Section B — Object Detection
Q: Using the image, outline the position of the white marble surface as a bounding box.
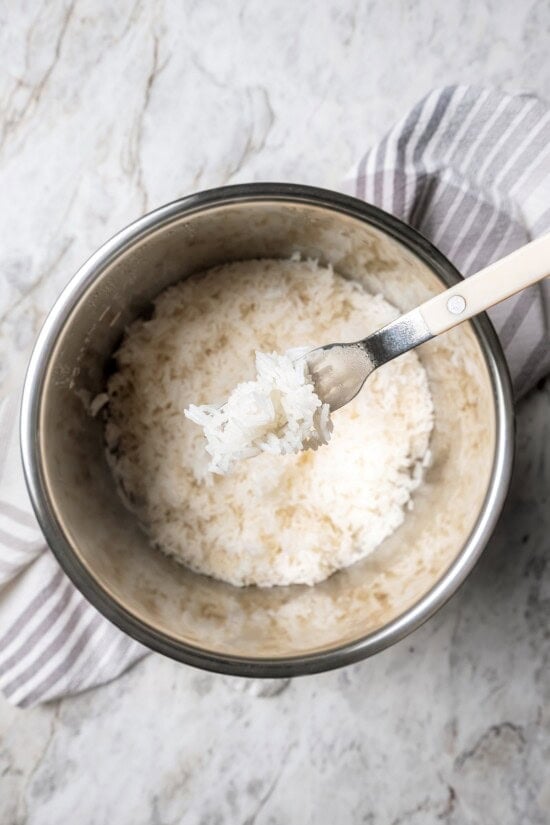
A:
[1,1,550,823]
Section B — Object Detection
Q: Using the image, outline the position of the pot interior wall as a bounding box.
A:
[39,200,496,658]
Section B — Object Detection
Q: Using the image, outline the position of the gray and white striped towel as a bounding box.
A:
[1,85,549,707]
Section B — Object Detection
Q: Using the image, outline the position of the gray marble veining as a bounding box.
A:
[1,0,550,823]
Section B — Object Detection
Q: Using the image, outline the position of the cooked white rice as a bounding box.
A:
[105,258,434,587]
[184,349,332,475]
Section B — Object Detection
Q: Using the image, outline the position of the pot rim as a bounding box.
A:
[20,182,515,677]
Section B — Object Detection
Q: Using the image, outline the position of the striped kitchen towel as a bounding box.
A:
[343,84,550,394]
[0,391,147,707]
[1,85,549,707]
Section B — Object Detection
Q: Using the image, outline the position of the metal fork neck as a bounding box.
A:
[359,308,433,369]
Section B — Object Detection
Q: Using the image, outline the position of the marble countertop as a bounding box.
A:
[1,1,550,823]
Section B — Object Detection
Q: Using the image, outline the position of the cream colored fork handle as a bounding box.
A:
[418,234,550,336]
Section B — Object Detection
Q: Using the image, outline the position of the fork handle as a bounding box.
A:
[418,233,550,336]
[362,234,550,370]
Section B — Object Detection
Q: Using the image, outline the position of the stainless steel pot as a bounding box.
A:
[20,183,514,676]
